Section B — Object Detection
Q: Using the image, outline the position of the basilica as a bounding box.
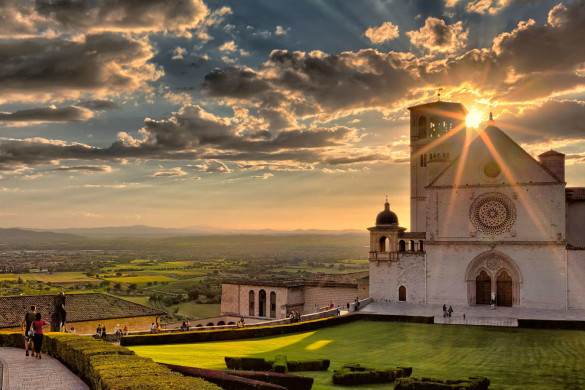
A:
[369,101,585,310]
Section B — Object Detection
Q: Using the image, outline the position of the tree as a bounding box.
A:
[128,283,138,291]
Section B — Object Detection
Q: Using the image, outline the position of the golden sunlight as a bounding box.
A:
[466,109,484,128]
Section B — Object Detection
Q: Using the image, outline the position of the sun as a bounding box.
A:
[466,109,484,128]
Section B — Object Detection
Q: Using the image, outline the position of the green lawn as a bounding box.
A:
[129,321,585,390]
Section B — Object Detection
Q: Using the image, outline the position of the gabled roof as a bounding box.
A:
[428,125,562,188]
[0,293,165,328]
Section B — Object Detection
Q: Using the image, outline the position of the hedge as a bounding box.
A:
[0,332,220,390]
[518,319,585,331]
[121,313,434,347]
[226,356,330,372]
[164,363,314,390]
[332,363,412,386]
[274,355,288,374]
[395,376,490,390]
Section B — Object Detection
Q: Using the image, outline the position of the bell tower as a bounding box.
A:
[407,101,468,232]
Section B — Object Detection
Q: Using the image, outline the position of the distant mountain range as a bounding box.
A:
[2,225,366,240]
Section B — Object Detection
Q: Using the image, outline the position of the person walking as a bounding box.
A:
[448,305,453,318]
[54,291,67,332]
[31,312,48,359]
[20,305,37,357]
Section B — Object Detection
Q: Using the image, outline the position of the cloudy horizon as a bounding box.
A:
[1,0,584,231]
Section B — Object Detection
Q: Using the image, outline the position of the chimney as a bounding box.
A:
[538,150,565,182]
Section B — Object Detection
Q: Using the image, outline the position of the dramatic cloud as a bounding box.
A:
[50,165,112,173]
[0,105,93,123]
[150,167,187,177]
[406,17,468,53]
[365,22,399,44]
[0,33,161,102]
[76,100,121,110]
[499,100,585,143]
[2,0,213,37]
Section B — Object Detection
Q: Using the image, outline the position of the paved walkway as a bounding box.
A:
[360,301,585,327]
[0,347,88,390]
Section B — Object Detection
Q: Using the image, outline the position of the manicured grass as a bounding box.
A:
[129,321,585,390]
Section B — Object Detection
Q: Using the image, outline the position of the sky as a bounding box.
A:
[1,0,585,231]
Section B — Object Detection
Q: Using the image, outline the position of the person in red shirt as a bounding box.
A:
[31,312,49,359]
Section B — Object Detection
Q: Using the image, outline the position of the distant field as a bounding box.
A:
[130,321,585,390]
[106,275,176,284]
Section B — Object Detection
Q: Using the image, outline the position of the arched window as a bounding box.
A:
[196,324,203,327]
[206,322,214,326]
[399,286,406,301]
[409,240,415,251]
[270,291,277,318]
[418,116,427,139]
[249,290,255,316]
[217,321,225,326]
[379,236,388,252]
[399,240,406,252]
[227,322,236,325]
[259,289,267,317]
[419,240,424,252]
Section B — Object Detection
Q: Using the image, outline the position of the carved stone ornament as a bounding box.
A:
[469,192,517,235]
[486,257,501,270]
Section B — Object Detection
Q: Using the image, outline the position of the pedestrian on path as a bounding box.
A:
[54,291,67,332]
[21,305,37,357]
[442,304,447,317]
[31,312,48,359]
[448,305,453,317]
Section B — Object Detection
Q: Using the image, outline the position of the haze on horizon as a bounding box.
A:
[1,0,585,231]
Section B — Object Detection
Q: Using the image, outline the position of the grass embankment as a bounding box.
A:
[129,321,585,390]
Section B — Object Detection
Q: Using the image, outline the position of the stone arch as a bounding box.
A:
[409,240,415,251]
[418,240,424,252]
[259,289,267,317]
[206,322,214,326]
[217,321,226,326]
[249,290,255,316]
[465,251,522,306]
[379,236,388,252]
[399,240,406,252]
[227,322,236,325]
[398,286,406,301]
[270,291,276,318]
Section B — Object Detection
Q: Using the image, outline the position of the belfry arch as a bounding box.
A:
[465,251,522,306]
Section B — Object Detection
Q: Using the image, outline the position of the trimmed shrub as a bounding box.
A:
[229,371,314,390]
[395,376,490,390]
[287,359,330,371]
[273,355,288,374]
[332,364,412,386]
[0,332,221,390]
[164,364,288,390]
[225,356,273,371]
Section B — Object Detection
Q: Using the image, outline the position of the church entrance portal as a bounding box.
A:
[475,271,491,305]
[497,271,513,307]
[466,251,522,306]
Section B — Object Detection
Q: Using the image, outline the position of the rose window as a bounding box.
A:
[470,193,516,235]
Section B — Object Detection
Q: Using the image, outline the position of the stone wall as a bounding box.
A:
[3,315,159,335]
[426,242,567,309]
[369,252,425,303]
[303,286,359,313]
[567,201,585,248]
[220,284,290,319]
[568,250,585,309]
[428,184,566,243]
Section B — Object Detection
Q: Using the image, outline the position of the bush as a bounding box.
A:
[394,376,490,390]
[164,364,289,390]
[332,364,412,386]
[229,371,314,390]
[287,359,330,372]
[225,356,273,371]
[273,355,288,374]
[0,332,221,390]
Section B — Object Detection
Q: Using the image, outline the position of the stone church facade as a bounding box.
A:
[369,101,585,310]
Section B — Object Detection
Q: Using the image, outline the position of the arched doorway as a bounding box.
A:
[475,271,491,305]
[398,286,406,302]
[379,236,387,252]
[399,240,406,252]
[466,251,522,306]
[497,271,513,307]
[249,290,255,316]
[270,291,276,318]
[258,289,267,317]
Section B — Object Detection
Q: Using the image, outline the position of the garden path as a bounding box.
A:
[0,347,88,390]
